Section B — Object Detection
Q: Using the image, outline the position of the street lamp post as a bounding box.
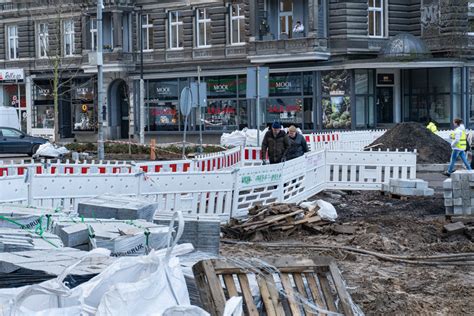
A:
[139,7,145,145]
[97,0,105,160]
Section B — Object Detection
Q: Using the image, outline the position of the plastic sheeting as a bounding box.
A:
[33,143,69,158]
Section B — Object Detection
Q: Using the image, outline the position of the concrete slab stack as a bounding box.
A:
[0,204,70,231]
[154,214,221,255]
[443,170,474,216]
[77,195,158,221]
[0,228,62,252]
[382,179,434,197]
[53,218,170,256]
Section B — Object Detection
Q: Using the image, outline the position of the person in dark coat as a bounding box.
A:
[261,121,289,164]
[286,125,309,160]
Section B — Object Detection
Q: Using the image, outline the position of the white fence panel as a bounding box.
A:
[326,150,417,190]
[0,176,29,204]
[139,172,235,221]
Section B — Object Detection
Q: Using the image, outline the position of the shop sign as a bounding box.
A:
[38,88,51,97]
[75,87,94,100]
[329,90,345,96]
[151,108,177,116]
[208,78,237,95]
[267,104,301,113]
[0,69,24,82]
[207,107,236,115]
[156,87,171,95]
[377,74,394,85]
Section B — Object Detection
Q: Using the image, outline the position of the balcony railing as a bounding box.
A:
[248,35,327,58]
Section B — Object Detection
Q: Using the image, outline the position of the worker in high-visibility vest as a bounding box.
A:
[426,121,438,133]
[445,118,472,175]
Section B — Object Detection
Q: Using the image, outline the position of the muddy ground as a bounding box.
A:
[220,191,474,315]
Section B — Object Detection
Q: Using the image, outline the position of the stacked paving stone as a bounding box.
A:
[382,179,434,196]
[78,194,158,221]
[154,214,221,255]
[0,228,63,252]
[443,170,474,215]
[53,218,170,256]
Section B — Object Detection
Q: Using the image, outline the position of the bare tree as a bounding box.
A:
[29,0,87,142]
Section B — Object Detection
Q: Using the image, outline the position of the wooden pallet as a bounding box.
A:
[192,256,355,316]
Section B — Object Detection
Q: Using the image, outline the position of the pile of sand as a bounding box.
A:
[368,122,452,164]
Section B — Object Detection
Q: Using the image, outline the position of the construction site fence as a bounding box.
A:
[0,148,417,222]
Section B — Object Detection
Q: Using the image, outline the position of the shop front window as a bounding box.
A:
[207,76,238,98]
[270,74,302,96]
[355,69,375,128]
[321,70,351,129]
[147,102,180,131]
[469,68,474,122]
[403,68,451,125]
[265,97,304,126]
[204,100,238,130]
[72,82,96,132]
[32,83,54,129]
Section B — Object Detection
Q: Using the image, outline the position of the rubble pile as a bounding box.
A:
[223,202,332,240]
[368,122,451,163]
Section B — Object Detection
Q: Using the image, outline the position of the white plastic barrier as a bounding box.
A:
[0,148,417,221]
[326,149,417,190]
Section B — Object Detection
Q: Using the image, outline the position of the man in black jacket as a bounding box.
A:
[286,125,309,160]
[261,121,289,164]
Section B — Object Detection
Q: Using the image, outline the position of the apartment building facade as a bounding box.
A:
[0,0,473,140]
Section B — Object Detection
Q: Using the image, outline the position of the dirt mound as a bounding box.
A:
[368,122,452,163]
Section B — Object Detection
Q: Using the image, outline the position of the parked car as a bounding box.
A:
[0,127,49,156]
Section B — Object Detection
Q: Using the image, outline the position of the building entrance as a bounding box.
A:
[376,87,393,124]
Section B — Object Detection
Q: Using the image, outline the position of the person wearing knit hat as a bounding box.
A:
[261,121,289,164]
[286,125,309,160]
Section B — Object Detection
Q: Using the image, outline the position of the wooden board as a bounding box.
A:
[192,256,356,316]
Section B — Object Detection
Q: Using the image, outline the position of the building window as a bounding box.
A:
[63,20,75,56]
[38,23,49,58]
[141,14,153,51]
[368,0,384,37]
[229,4,245,45]
[90,18,97,51]
[196,9,211,47]
[7,25,19,60]
[168,11,183,49]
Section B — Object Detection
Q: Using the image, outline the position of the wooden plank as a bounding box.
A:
[264,274,286,316]
[317,273,337,312]
[192,261,224,316]
[237,274,259,315]
[256,274,277,316]
[199,260,227,316]
[293,273,313,315]
[305,273,327,314]
[328,262,355,316]
[279,273,301,316]
[293,215,322,225]
[223,274,239,298]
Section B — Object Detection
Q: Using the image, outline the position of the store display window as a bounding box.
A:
[321,70,352,129]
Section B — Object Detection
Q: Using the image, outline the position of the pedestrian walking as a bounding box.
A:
[445,118,472,175]
[261,121,289,164]
[286,125,309,160]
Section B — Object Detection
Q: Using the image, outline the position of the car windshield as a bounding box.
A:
[1,128,23,137]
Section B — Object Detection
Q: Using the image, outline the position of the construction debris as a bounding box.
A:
[223,202,332,240]
[77,194,158,221]
[443,222,466,235]
[368,122,451,163]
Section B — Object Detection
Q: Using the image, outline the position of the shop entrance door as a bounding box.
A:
[376,87,393,124]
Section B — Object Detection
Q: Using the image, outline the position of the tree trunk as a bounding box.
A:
[53,58,60,143]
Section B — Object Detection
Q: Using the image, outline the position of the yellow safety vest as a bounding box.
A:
[426,122,438,133]
[451,130,467,150]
